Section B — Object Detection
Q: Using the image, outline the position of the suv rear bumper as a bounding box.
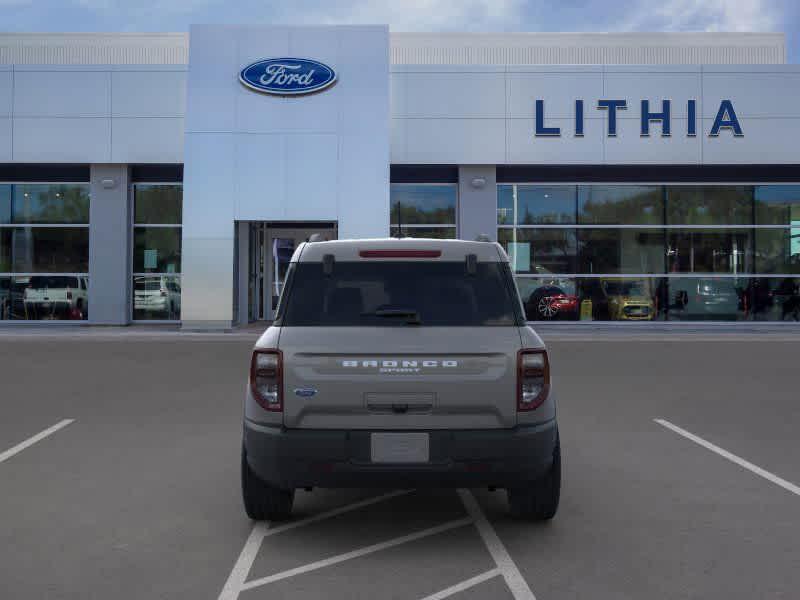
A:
[243,419,558,489]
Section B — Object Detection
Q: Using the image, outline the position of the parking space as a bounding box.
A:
[0,333,798,599]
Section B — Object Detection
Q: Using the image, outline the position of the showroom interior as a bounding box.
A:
[0,28,798,326]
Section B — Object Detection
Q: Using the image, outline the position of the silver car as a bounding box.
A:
[242,238,560,521]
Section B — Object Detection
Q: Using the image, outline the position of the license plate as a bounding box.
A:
[370,433,429,463]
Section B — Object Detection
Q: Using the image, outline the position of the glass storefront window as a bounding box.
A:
[390,226,456,239]
[0,182,90,321]
[1,228,89,273]
[746,277,800,321]
[133,275,181,320]
[133,185,182,225]
[666,186,753,225]
[390,184,456,225]
[390,183,457,239]
[0,186,10,223]
[517,276,668,321]
[754,185,800,225]
[498,185,575,225]
[133,228,181,273]
[513,275,774,322]
[578,229,665,274]
[666,277,747,321]
[755,228,800,274]
[578,277,666,321]
[496,183,800,322]
[498,228,577,274]
[516,277,579,321]
[666,229,753,274]
[0,275,89,321]
[578,185,663,225]
[1,184,90,225]
[132,184,183,320]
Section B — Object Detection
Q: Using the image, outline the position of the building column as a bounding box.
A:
[236,221,249,326]
[88,164,131,325]
[458,166,497,241]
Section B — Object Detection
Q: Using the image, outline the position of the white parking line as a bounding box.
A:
[418,569,501,600]
[217,489,413,600]
[457,489,537,600]
[0,419,74,464]
[240,517,472,592]
[655,418,800,497]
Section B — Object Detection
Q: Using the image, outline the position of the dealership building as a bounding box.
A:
[0,27,799,327]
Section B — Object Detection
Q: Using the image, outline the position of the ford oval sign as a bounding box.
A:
[239,58,337,96]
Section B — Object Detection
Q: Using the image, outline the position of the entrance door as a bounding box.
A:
[248,223,336,322]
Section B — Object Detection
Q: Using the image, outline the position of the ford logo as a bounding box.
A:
[294,387,318,398]
[239,58,337,96]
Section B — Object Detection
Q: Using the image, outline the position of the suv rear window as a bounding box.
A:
[278,261,522,326]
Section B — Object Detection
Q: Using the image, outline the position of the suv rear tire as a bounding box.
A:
[241,447,294,521]
[507,434,561,520]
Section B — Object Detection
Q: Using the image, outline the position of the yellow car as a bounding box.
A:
[600,279,655,321]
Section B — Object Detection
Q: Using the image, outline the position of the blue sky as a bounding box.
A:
[1,0,798,62]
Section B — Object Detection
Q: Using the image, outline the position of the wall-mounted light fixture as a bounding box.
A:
[101,178,116,189]
[470,177,487,189]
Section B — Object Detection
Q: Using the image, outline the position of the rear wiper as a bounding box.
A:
[361,308,422,325]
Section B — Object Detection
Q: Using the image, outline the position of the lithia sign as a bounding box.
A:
[535,99,743,138]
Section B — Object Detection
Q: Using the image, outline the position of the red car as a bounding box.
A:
[525,286,579,320]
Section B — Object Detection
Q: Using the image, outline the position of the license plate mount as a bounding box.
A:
[370,432,429,463]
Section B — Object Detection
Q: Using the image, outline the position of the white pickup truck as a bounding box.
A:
[23,275,88,320]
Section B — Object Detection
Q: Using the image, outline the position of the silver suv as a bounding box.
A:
[242,238,560,521]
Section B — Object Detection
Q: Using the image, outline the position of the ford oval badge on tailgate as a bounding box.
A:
[294,388,318,398]
[239,58,337,96]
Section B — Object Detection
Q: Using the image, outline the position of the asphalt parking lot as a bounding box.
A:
[1,330,799,599]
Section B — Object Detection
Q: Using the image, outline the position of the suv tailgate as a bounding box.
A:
[279,326,521,430]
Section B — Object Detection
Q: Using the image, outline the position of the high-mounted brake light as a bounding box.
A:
[517,349,550,411]
[359,250,441,258]
[250,349,283,412]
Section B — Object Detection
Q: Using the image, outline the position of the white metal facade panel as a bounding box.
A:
[507,117,605,164]
[0,32,785,66]
[0,33,189,65]
[391,64,800,165]
[181,24,389,325]
[111,117,184,163]
[506,70,603,119]
[0,118,10,160]
[235,134,286,221]
[182,132,235,238]
[402,71,505,118]
[13,117,111,162]
[404,117,505,164]
[285,134,339,221]
[0,69,11,117]
[390,32,785,66]
[607,118,702,164]
[14,70,110,117]
[702,118,799,164]
[0,64,187,162]
[701,70,800,118]
[603,69,702,119]
[111,70,186,116]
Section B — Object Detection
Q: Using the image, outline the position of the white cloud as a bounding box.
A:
[622,0,780,32]
[288,0,524,31]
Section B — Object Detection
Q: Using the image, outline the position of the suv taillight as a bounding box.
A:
[250,349,282,411]
[517,349,549,411]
